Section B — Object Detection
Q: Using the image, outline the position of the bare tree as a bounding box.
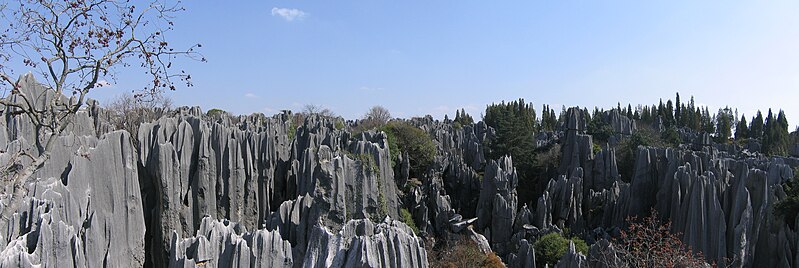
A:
[302,104,335,118]
[0,0,202,222]
[105,92,172,146]
[364,105,391,127]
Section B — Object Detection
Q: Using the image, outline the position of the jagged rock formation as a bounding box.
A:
[170,216,293,267]
[0,76,427,267]
[137,111,424,266]
[602,109,637,136]
[1,75,798,268]
[476,156,518,255]
[554,241,588,268]
[0,131,145,267]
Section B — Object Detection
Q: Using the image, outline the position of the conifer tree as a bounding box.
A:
[675,93,682,127]
[735,115,749,140]
[750,111,764,139]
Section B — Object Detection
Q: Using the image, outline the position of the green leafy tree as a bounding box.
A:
[617,125,666,182]
[588,110,613,143]
[534,232,588,268]
[381,121,436,179]
[775,167,799,229]
[454,108,475,126]
[484,99,539,202]
[715,107,733,143]
[763,110,790,156]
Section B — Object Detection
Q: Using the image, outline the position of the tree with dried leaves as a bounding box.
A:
[104,92,172,146]
[302,104,336,118]
[590,210,715,268]
[361,105,391,129]
[0,0,201,223]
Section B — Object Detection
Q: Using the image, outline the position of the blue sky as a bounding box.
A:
[72,1,799,128]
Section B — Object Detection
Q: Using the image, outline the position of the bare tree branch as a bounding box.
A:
[0,0,202,226]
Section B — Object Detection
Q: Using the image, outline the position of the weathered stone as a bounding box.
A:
[0,131,145,267]
[554,241,587,268]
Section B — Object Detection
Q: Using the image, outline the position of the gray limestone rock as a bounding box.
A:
[476,156,518,254]
[554,241,587,268]
[169,216,293,268]
[0,131,145,267]
[303,218,428,268]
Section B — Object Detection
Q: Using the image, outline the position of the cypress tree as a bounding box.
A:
[675,93,681,127]
[735,115,749,140]
[751,111,764,139]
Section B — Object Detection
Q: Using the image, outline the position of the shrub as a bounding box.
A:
[105,93,171,147]
[592,209,709,267]
[588,115,614,143]
[533,232,588,267]
[428,236,504,268]
[206,108,226,118]
[616,125,666,182]
[400,208,419,235]
[775,167,799,229]
[661,125,681,146]
[380,121,436,179]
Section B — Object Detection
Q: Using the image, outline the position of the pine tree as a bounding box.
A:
[627,104,633,118]
[715,107,733,142]
[701,107,714,133]
[675,93,682,127]
[735,115,749,140]
[665,100,675,128]
[750,111,764,139]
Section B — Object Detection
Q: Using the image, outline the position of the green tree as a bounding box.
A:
[534,232,588,268]
[454,108,475,126]
[675,93,682,127]
[750,111,764,139]
[763,110,790,156]
[664,100,675,128]
[735,115,749,140]
[588,110,613,143]
[701,107,715,134]
[484,99,540,203]
[775,167,799,229]
[381,121,436,179]
[715,107,733,143]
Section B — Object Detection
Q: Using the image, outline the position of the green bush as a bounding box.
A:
[206,108,226,118]
[775,167,799,229]
[661,126,681,146]
[592,143,602,156]
[400,208,419,235]
[533,232,588,267]
[616,125,666,182]
[588,115,614,143]
[380,121,436,179]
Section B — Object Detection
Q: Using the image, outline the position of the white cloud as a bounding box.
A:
[263,107,276,114]
[359,86,385,92]
[244,93,258,99]
[271,7,307,21]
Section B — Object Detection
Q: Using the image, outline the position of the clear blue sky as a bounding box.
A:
[90,1,799,128]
